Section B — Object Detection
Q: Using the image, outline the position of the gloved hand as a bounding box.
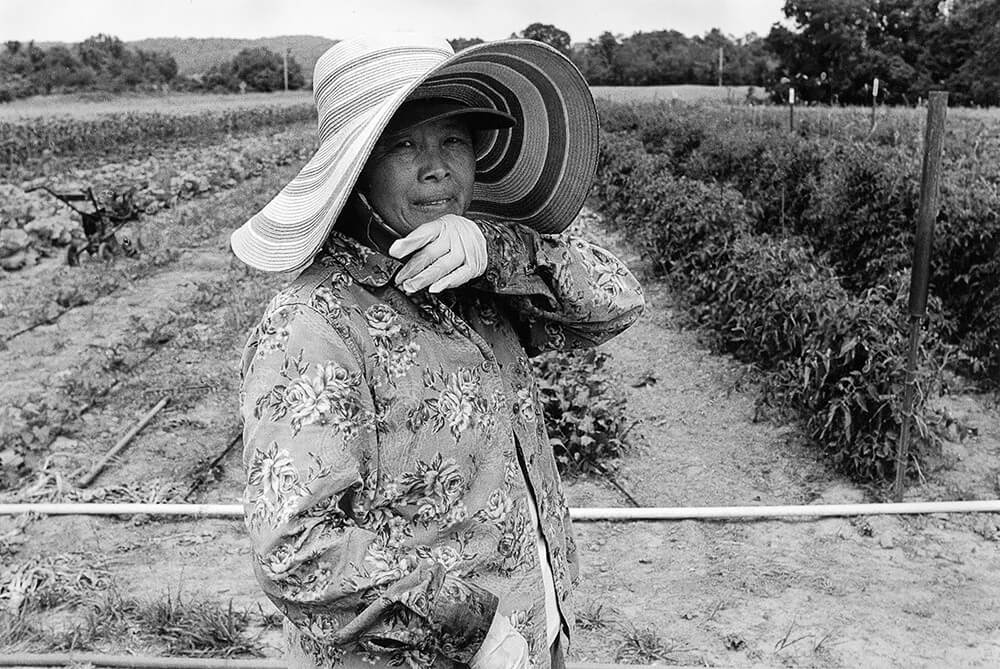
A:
[469,614,530,669]
[388,214,487,294]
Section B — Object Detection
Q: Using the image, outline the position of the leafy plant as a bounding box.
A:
[533,348,631,476]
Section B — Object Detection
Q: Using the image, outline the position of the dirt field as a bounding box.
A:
[2,157,1000,666]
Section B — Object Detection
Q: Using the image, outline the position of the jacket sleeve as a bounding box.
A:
[240,301,497,666]
[470,219,645,356]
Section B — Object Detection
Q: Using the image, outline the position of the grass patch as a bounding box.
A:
[576,600,619,631]
[0,576,273,657]
[615,623,693,664]
[136,588,263,657]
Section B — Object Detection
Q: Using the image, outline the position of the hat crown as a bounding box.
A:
[313,35,454,140]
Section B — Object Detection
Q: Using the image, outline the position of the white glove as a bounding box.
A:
[388,214,487,294]
[470,614,530,669]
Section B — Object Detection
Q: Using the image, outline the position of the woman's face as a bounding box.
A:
[359,116,476,237]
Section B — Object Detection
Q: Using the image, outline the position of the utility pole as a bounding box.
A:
[283,47,289,92]
[717,46,723,87]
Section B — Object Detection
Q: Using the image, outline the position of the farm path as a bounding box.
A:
[563,208,1000,668]
[2,168,999,666]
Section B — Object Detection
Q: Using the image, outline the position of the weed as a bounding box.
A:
[576,600,619,631]
[0,610,37,650]
[135,588,263,657]
[615,623,692,664]
[0,554,109,616]
[773,619,812,653]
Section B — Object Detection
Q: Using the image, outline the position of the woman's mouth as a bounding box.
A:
[414,197,451,206]
[412,197,454,210]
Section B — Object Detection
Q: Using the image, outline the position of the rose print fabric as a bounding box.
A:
[239,220,644,668]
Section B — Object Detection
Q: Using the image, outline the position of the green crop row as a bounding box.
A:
[0,104,316,178]
[598,100,1000,384]
[594,130,946,484]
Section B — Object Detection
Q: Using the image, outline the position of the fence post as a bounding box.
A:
[893,90,948,502]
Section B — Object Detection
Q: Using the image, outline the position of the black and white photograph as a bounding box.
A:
[1,1,999,667]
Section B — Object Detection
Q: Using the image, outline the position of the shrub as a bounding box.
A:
[705,236,945,480]
[594,129,945,482]
[800,143,919,291]
[683,127,827,236]
[932,171,1000,381]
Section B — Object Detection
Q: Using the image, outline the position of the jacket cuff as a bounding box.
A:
[472,219,559,308]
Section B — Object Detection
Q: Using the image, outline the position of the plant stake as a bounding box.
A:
[77,396,170,488]
[788,87,795,131]
[893,91,948,502]
[871,77,880,130]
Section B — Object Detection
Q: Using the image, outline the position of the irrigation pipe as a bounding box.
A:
[0,655,282,669]
[1,500,999,520]
[0,655,659,669]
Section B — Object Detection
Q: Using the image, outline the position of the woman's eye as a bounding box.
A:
[446,136,471,147]
[393,139,415,149]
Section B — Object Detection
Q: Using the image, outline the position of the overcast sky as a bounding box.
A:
[1,0,788,43]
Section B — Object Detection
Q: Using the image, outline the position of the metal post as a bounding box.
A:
[893,90,948,502]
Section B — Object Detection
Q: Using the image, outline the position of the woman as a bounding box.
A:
[231,35,644,669]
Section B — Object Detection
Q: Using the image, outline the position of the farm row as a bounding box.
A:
[0,122,320,272]
[593,100,1000,484]
[0,103,315,179]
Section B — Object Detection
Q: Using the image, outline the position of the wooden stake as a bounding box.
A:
[893,91,948,502]
[77,397,170,488]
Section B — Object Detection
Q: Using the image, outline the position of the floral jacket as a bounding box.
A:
[239,220,644,669]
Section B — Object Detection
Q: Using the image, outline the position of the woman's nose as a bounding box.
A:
[418,147,450,182]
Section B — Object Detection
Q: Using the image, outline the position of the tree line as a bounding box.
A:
[0,34,305,102]
[2,1,999,106]
[480,1,1000,107]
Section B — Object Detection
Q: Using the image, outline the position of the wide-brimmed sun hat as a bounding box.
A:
[230,33,599,273]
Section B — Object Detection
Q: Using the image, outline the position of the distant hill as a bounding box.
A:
[128,35,337,81]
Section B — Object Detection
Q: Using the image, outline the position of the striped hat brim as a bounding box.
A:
[231,37,598,273]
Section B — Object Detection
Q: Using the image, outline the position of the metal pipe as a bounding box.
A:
[0,655,281,669]
[0,654,653,669]
[3,500,1000,521]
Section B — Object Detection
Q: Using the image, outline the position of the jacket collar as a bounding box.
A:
[316,230,402,288]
